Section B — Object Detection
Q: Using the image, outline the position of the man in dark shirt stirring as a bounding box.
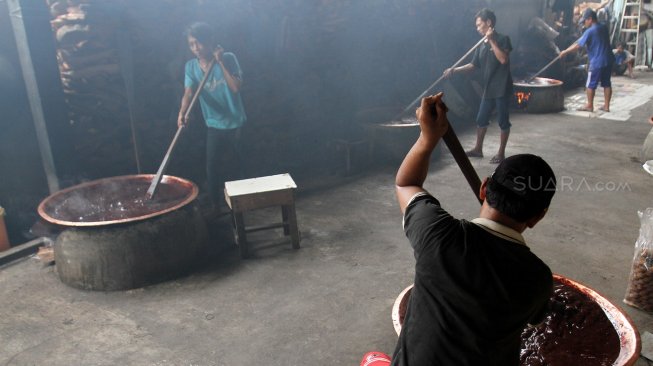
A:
[388,93,556,365]
[444,8,514,164]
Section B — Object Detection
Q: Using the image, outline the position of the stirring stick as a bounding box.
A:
[393,35,488,121]
[442,126,483,205]
[431,101,483,204]
[527,39,579,83]
[526,54,562,83]
[146,58,216,199]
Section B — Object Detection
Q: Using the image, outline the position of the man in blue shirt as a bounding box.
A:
[560,8,615,112]
[613,42,635,78]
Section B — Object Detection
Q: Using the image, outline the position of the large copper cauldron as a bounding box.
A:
[39,174,198,226]
[513,77,564,114]
[38,174,207,291]
[391,274,640,366]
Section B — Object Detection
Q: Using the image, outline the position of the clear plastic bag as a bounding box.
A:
[624,208,653,311]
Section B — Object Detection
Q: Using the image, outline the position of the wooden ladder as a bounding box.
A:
[613,0,642,65]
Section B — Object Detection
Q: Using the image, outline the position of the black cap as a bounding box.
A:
[581,8,596,22]
[491,154,556,207]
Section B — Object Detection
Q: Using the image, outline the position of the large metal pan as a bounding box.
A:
[392,274,641,366]
[37,174,205,291]
[38,174,198,226]
[513,77,564,114]
[370,107,482,204]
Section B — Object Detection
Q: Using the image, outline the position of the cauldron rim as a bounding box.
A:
[514,76,564,88]
[37,174,198,227]
[375,121,419,128]
[391,274,641,366]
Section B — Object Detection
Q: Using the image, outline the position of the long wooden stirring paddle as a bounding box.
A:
[442,126,483,205]
[432,102,483,205]
[146,59,216,199]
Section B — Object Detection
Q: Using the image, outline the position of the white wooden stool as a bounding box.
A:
[224,173,300,258]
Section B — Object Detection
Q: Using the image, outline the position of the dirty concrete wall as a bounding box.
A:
[487,0,545,47]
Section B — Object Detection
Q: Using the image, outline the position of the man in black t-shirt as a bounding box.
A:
[444,8,513,165]
[390,93,556,365]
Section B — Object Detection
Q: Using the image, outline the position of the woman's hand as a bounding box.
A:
[213,46,224,64]
[177,114,188,128]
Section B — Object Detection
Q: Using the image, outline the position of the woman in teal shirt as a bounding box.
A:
[177,22,246,211]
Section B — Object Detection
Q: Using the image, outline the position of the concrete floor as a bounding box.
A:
[3,70,653,366]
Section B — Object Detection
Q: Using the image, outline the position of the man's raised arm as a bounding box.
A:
[395,93,450,213]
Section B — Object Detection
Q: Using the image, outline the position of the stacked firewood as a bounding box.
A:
[47,0,136,179]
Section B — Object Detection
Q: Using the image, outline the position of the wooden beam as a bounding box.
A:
[0,237,50,267]
[7,0,59,194]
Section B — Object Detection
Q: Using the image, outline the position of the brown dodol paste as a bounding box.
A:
[520,282,620,366]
